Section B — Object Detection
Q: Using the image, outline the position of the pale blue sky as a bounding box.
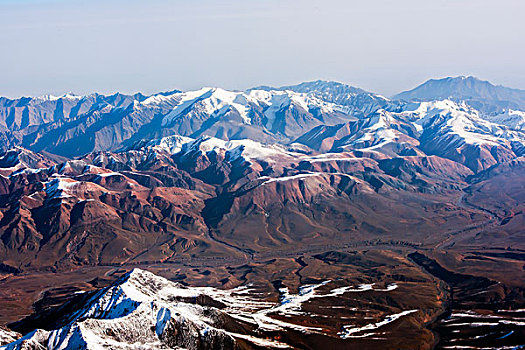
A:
[1,0,524,97]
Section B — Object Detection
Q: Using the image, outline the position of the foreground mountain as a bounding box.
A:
[0,268,437,349]
[2,268,291,349]
[3,262,524,350]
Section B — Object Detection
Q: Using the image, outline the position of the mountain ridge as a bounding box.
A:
[0,77,523,160]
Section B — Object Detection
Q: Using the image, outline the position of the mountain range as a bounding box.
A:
[0,77,523,167]
[0,76,524,350]
[0,75,523,269]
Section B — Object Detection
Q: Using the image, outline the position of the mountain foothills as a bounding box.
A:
[0,76,524,349]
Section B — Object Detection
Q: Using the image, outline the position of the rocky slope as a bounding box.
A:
[0,133,501,272]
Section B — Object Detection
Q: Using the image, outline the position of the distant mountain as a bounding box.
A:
[0,83,385,157]
[0,78,523,169]
[296,99,525,172]
[0,92,147,155]
[393,76,525,113]
[253,80,390,115]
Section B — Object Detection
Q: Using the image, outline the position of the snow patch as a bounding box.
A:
[339,309,418,339]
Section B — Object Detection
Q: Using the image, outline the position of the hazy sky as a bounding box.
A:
[1,0,524,98]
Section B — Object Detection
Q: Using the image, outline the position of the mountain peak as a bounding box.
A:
[394,76,525,112]
[279,80,367,94]
[435,75,491,85]
[248,80,366,94]
[445,75,479,80]
[123,267,151,280]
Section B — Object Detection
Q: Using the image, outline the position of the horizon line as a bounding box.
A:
[1,75,523,100]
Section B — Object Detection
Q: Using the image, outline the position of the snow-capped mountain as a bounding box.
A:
[1,77,523,166]
[394,76,525,113]
[296,110,420,155]
[157,86,354,140]
[254,80,390,116]
[1,268,416,349]
[0,82,380,157]
[397,100,524,171]
[295,98,525,171]
[135,135,301,164]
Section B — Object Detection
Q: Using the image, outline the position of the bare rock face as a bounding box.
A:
[161,316,236,350]
[0,328,20,347]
